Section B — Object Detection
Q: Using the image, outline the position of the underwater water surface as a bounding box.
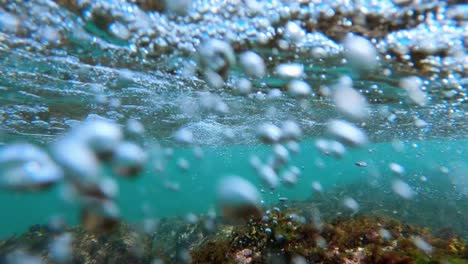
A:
[0,0,467,263]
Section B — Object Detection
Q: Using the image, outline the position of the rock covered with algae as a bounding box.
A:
[191,209,468,264]
[0,222,153,264]
[0,204,466,264]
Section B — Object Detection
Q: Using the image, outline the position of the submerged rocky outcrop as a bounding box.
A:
[1,201,466,264]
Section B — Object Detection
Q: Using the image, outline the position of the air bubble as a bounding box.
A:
[0,11,19,33]
[287,80,311,98]
[280,120,302,141]
[389,162,405,175]
[332,78,369,120]
[112,142,147,177]
[327,119,368,147]
[312,181,323,193]
[74,119,123,160]
[400,76,429,106]
[392,179,415,199]
[239,51,266,78]
[284,21,305,43]
[343,33,378,71]
[235,78,252,95]
[49,233,73,263]
[217,176,262,221]
[257,164,279,190]
[412,236,433,254]
[343,197,359,212]
[174,127,194,145]
[257,123,282,144]
[275,63,304,79]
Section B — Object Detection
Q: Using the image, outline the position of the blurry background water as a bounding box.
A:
[0,0,467,247]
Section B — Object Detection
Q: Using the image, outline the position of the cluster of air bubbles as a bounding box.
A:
[384,15,466,73]
[195,38,269,99]
[0,143,63,191]
[314,74,370,160]
[197,39,235,89]
[3,0,464,85]
[253,120,303,191]
[283,21,306,43]
[0,116,151,232]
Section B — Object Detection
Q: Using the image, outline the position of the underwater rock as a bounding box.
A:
[191,208,468,264]
[0,222,153,264]
[0,198,467,263]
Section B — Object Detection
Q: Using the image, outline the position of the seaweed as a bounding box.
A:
[190,207,468,264]
[0,204,466,264]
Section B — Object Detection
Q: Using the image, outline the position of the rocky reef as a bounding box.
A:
[191,210,467,264]
[1,202,466,264]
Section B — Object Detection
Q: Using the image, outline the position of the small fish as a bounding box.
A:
[355,161,368,167]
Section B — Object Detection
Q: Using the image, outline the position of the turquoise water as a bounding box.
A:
[0,138,466,239]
